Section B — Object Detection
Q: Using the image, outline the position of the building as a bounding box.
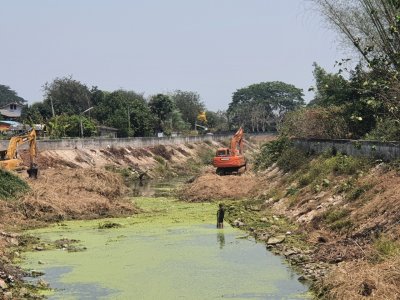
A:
[97,125,118,138]
[0,102,23,120]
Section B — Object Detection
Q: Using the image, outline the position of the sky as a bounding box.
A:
[0,0,343,111]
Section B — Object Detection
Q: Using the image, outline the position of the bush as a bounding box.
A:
[276,147,308,172]
[281,106,349,139]
[366,118,400,141]
[254,136,292,170]
[0,169,29,200]
[197,148,214,165]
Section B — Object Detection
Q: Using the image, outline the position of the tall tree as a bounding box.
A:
[228,81,305,132]
[170,90,205,129]
[43,76,92,116]
[148,94,175,132]
[0,85,26,106]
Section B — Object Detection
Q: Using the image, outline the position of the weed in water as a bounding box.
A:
[98,221,122,229]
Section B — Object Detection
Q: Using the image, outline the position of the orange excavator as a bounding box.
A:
[213,127,247,175]
[0,129,38,178]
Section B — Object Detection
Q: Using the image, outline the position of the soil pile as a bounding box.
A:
[178,167,261,202]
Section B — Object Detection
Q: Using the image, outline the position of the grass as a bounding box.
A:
[0,169,29,200]
[320,208,353,233]
[373,236,400,258]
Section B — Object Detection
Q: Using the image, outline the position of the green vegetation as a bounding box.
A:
[321,208,353,233]
[373,236,400,259]
[0,169,29,200]
[254,136,294,171]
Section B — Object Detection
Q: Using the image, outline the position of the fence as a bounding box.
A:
[0,134,263,151]
[293,138,400,161]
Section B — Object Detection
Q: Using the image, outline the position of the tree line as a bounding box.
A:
[1,76,306,138]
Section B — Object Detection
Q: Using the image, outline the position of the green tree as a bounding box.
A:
[94,90,154,137]
[309,63,381,138]
[170,90,205,129]
[149,94,175,132]
[21,103,46,124]
[205,110,229,132]
[228,81,305,132]
[43,76,92,116]
[0,85,26,106]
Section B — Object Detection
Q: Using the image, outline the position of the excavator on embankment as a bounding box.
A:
[0,129,38,178]
[212,127,247,175]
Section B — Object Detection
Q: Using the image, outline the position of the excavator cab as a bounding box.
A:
[212,128,246,175]
[216,148,230,157]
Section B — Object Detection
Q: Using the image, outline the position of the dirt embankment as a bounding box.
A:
[180,160,400,299]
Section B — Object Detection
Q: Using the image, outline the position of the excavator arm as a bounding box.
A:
[1,129,38,176]
[230,127,244,156]
[6,129,37,165]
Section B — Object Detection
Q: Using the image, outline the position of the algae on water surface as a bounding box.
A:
[21,196,310,299]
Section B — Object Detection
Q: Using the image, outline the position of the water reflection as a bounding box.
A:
[217,231,225,249]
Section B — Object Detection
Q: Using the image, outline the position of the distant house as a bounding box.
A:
[0,120,22,132]
[0,102,23,120]
[97,125,118,138]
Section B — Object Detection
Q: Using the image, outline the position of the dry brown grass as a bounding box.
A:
[178,167,261,202]
[3,168,138,224]
[22,168,136,221]
[319,257,400,299]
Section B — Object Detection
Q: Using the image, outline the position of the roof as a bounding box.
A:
[97,125,119,131]
[0,120,21,126]
[0,110,22,118]
[0,102,24,109]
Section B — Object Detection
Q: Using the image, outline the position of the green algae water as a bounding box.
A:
[20,193,310,299]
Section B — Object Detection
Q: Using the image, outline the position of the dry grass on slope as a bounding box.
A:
[318,257,400,300]
[18,168,137,222]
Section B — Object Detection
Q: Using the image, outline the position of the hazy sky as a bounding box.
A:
[1,0,342,111]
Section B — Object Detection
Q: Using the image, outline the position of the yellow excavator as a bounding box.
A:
[0,129,38,178]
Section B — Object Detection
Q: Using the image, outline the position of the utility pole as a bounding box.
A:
[127,106,130,135]
[80,107,94,138]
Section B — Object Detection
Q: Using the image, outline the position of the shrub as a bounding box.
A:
[276,147,308,172]
[366,118,400,141]
[0,169,29,200]
[254,136,292,170]
[197,148,214,165]
[281,106,349,139]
